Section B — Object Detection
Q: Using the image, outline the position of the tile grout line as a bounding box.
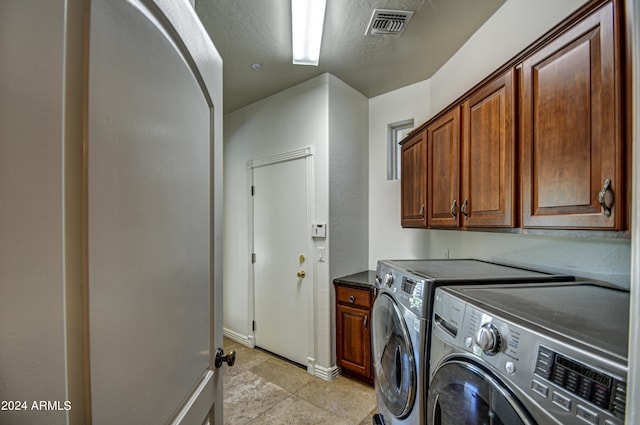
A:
[223,337,376,425]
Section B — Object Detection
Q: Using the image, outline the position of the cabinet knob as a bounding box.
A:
[349,295,355,303]
[598,178,614,217]
[419,203,425,220]
[297,270,306,278]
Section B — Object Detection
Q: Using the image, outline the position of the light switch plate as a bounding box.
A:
[317,247,326,262]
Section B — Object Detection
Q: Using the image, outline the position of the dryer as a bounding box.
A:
[371,259,573,425]
[428,282,629,425]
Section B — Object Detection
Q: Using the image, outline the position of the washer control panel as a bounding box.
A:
[431,287,627,425]
[376,262,428,318]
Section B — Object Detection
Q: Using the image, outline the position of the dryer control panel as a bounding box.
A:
[431,286,628,425]
[533,346,627,421]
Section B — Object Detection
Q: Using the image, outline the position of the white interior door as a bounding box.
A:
[87,1,223,424]
[253,156,310,366]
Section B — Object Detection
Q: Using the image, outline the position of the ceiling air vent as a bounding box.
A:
[365,9,414,37]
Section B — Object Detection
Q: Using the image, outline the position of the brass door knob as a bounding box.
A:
[297,270,306,278]
[214,348,236,369]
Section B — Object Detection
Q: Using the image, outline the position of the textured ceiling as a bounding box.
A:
[195,0,505,114]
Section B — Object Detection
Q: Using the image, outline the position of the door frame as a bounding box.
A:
[247,146,317,373]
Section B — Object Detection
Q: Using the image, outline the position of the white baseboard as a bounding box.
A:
[223,328,336,381]
[314,363,340,382]
[223,328,253,347]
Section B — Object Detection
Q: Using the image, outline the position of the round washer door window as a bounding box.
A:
[427,360,535,425]
[371,293,416,418]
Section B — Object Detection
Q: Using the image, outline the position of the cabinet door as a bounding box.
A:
[461,69,516,227]
[427,108,460,228]
[336,303,371,380]
[521,2,622,229]
[401,130,428,228]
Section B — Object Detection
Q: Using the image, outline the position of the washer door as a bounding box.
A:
[427,359,535,425]
[372,293,416,418]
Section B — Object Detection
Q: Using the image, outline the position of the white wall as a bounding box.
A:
[223,73,368,372]
[223,74,329,340]
[327,75,369,363]
[430,0,592,115]
[369,79,432,265]
[368,0,632,288]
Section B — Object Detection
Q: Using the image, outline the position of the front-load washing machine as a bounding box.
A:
[371,259,574,425]
[428,282,629,424]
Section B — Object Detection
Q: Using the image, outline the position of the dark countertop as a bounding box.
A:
[333,271,377,290]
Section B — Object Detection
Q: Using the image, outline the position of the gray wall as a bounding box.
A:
[0,1,78,423]
[328,76,369,280]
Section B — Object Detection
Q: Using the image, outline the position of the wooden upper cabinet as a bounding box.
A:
[427,107,460,228]
[401,130,428,228]
[462,69,516,227]
[520,2,623,229]
[427,70,515,230]
[399,0,626,232]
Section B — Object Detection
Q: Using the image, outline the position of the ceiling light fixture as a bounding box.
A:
[291,0,327,66]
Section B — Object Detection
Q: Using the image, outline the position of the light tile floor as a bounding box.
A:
[222,337,377,425]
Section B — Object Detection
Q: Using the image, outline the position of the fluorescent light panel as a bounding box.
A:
[291,0,327,66]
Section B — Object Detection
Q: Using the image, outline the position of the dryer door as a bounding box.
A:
[427,359,535,425]
[372,293,416,418]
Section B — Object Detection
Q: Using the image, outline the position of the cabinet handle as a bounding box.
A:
[349,295,355,303]
[450,199,458,220]
[461,198,469,218]
[598,178,614,217]
[419,203,425,220]
[364,315,368,329]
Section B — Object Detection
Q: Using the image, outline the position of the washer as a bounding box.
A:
[371,259,573,425]
[428,282,629,425]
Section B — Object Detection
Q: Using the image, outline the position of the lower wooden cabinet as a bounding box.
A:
[335,283,375,384]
